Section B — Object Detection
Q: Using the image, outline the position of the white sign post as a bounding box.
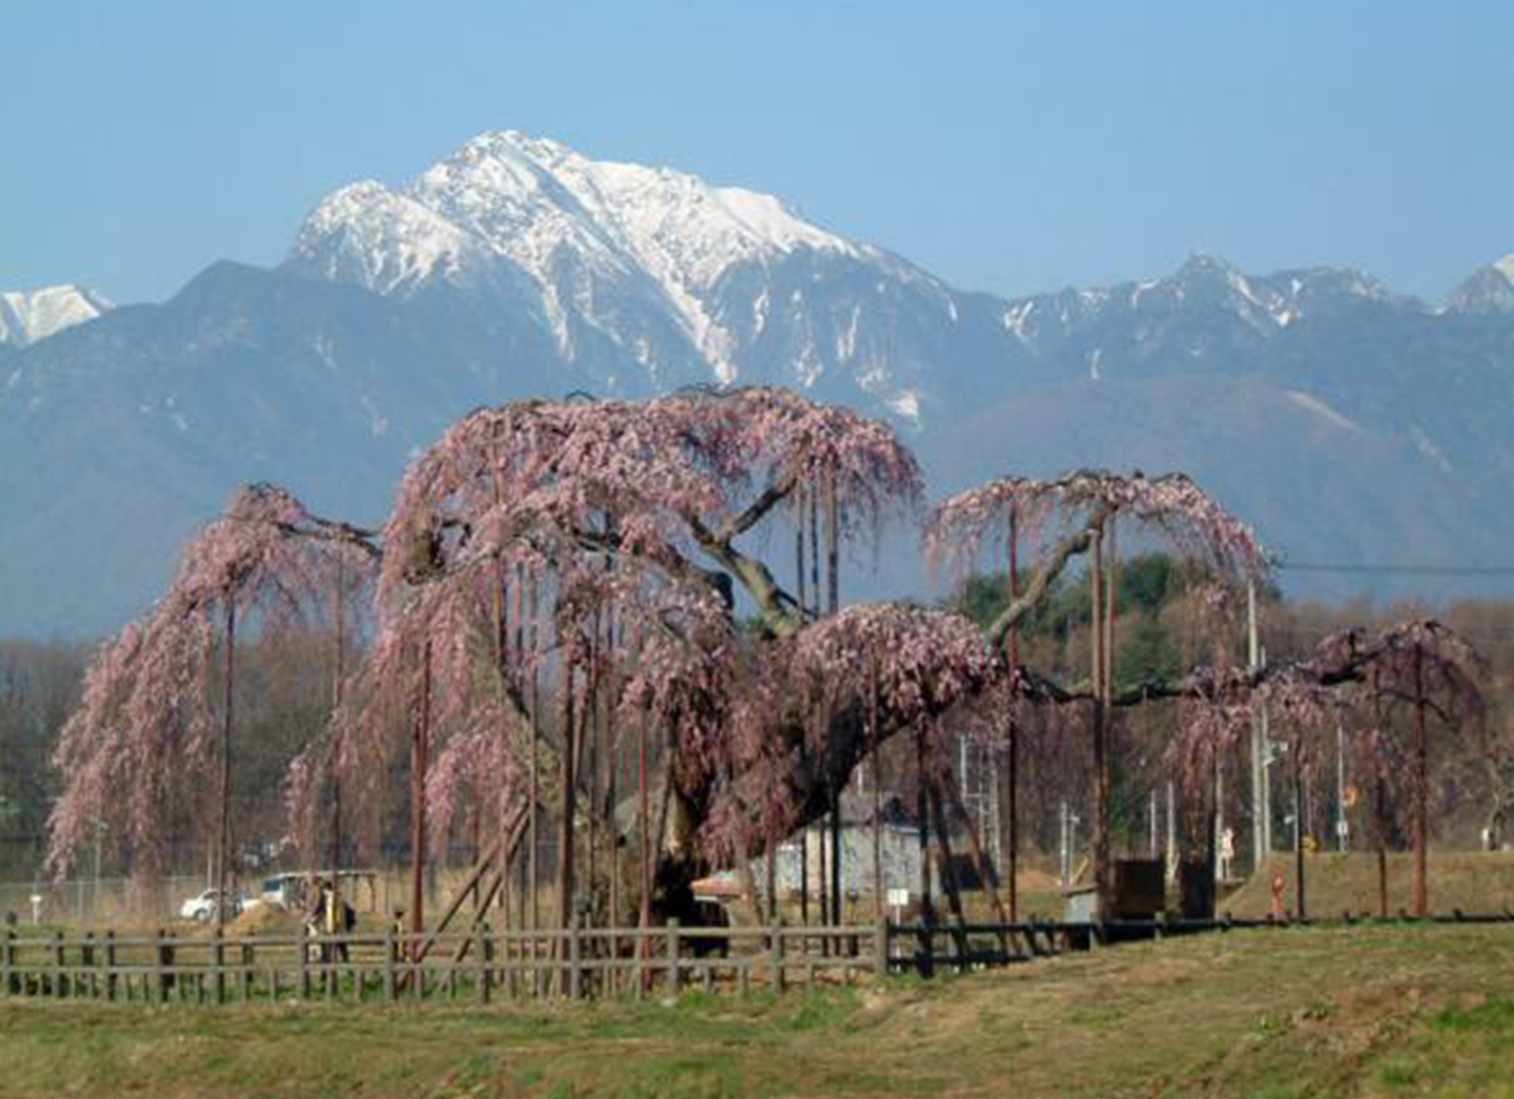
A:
[885,888,910,963]
[29,894,43,926]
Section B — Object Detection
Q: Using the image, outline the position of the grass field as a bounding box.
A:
[4,921,1513,1098]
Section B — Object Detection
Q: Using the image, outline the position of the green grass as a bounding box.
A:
[3,923,1514,1097]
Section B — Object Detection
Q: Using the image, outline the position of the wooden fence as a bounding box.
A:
[4,911,1511,1007]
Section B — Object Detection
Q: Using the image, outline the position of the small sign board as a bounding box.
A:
[886,888,910,908]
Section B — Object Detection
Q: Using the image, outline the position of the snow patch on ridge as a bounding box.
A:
[1409,424,1453,474]
[1285,389,1365,435]
[887,389,921,423]
[0,285,114,347]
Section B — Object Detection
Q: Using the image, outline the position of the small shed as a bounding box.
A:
[747,793,938,903]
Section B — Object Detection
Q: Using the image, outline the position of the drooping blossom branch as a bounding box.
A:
[48,485,374,877]
[699,604,1016,865]
[927,470,1268,652]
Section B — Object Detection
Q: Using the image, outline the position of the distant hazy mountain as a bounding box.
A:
[0,285,113,348]
[2,132,1512,636]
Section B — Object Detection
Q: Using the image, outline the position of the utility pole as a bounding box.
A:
[1059,801,1070,885]
[1165,780,1177,886]
[1214,765,1225,884]
[1248,580,1269,873]
[217,599,235,934]
[1336,720,1349,853]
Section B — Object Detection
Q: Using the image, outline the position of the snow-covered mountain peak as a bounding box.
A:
[287,131,886,387]
[410,130,864,289]
[293,131,867,297]
[1494,255,1514,285]
[0,284,113,348]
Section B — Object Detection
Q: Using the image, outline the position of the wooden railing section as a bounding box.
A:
[4,912,1510,1006]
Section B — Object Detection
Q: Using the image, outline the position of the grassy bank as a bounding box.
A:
[4,922,1513,1098]
[1224,852,1514,919]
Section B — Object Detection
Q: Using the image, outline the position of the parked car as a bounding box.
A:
[179,888,248,922]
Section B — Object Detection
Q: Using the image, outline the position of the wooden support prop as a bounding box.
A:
[411,639,433,944]
[414,801,527,966]
[926,784,971,970]
[941,778,1010,951]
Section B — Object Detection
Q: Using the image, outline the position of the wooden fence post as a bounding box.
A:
[213,928,226,1005]
[874,917,889,979]
[665,918,680,998]
[568,916,582,1001]
[52,930,64,998]
[383,925,397,1003]
[240,942,253,1003]
[298,924,311,1000]
[82,932,97,999]
[105,931,117,1002]
[475,923,490,1005]
[770,917,785,994]
[2,929,14,997]
[155,929,170,1005]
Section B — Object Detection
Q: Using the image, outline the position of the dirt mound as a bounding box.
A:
[1015,867,1062,893]
[229,900,303,937]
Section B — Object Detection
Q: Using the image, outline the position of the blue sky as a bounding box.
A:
[4,1,1511,305]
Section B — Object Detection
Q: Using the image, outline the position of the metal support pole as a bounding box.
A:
[1165,780,1177,886]
[217,600,235,934]
[1336,721,1349,853]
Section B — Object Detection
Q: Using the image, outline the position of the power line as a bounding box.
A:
[1278,562,1514,577]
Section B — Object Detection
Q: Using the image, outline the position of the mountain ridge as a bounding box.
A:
[4,132,1513,635]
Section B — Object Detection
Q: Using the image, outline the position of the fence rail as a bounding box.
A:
[4,911,1511,1007]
